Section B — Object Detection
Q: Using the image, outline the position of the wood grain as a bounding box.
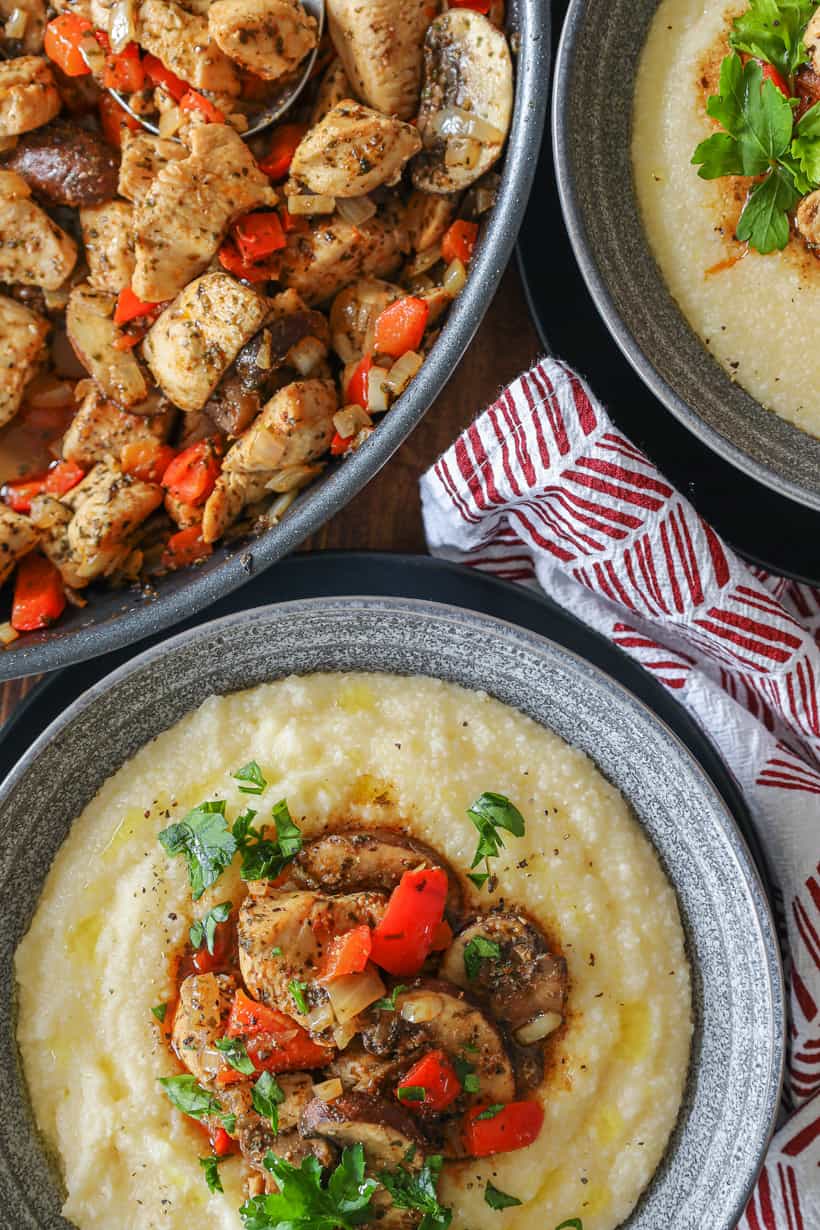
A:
[0,266,541,726]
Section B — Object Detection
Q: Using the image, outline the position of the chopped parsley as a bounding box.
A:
[554,1221,583,1230]
[151,1002,168,1023]
[374,984,408,1011]
[466,792,525,890]
[289,978,309,1014]
[463,935,502,980]
[199,1154,226,1194]
[476,1103,504,1121]
[233,760,268,795]
[379,1155,453,1230]
[190,901,232,954]
[252,1071,286,1134]
[239,1144,378,1230]
[484,1181,522,1210]
[157,1075,235,1132]
[215,1036,255,1076]
[159,801,237,900]
[237,799,303,883]
[270,946,283,957]
[453,1056,479,1094]
[396,1085,426,1103]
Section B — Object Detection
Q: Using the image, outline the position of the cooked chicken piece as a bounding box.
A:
[312,58,353,125]
[80,202,136,295]
[164,490,204,529]
[117,130,188,205]
[301,1093,424,1169]
[237,888,387,1040]
[280,210,408,304]
[413,11,512,194]
[66,283,151,409]
[0,56,60,137]
[142,272,270,411]
[797,189,820,245]
[201,469,273,542]
[137,0,240,96]
[132,124,276,301]
[0,169,77,290]
[172,972,238,1085]
[61,385,172,468]
[329,278,402,362]
[405,190,458,252]
[209,0,318,82]
[805,8,820,75]
[289,101,421,198]
[327,1042,400,1094]
[0,504,39,585]
[326,0,435,121]
[221,378,336,474]
[0,0,47,55]
[0,294,49,426]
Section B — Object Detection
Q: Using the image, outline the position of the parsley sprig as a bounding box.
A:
[215,1036,255,1076]
[252,1071,286,1134]
[200,1154,226,1194]
[484,1181,522,1210]
[158,1074,236,1133]
[463,935,501,980]
[190,901,232,953]
[240,1144,378,1230]
[466,792,525,889]
[378,1155,453,1230]
[729,0,816,79]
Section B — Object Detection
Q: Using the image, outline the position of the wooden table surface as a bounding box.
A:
[0,265,541,726]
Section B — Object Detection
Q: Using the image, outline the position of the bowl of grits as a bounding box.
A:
[0,598,783,1230]
[553,0,820,510]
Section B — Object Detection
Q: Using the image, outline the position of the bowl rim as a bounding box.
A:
[0,594,785,1230]
[551,0,820,514]
[0,0,551,683]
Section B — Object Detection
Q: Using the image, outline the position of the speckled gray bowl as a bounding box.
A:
[553,0,820,511]
[0,598,783,1228]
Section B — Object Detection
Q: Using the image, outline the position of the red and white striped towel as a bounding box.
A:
[420,358,820,1230]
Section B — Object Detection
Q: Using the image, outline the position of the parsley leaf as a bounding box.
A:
[453,1056,479,1094]
[484,1181,522,1210]
[190,901,232,954]
[199,1154,226,1194]
[239,1144,378,1230]
[466,792,525,889]
[238,799,303,883]
[234,760,268,795]
[252,1071,285,1134]
[159,1075,227,1123]
[375,984,408,1011]
[554,1221,584,1230]
[159,801,237,901]
[379,1155,452,1230]
[289,978,309,1014]
[737,163,801,250]
[476,1103,504,1120]
[215,1036,255,1076]
[463,935,502,981]
[397,1085,425,1102]
[791,100,820,181]
[729,0,816,79]
[151,1003,168,1023]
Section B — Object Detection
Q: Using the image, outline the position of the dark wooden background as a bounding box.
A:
[0,267,541,724]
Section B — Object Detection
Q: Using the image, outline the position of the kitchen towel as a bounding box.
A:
[420,357,820,1230]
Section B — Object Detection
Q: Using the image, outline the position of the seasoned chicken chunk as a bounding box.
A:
[66,283,151,409]
[222,378,337,474]
[209,0,318,82]
[405,189,458,252]
[117,130,188,205]
[290,101,421,198]
[0,56,60,138]
[142,272,270,411]
[80,202,136,295]
[137,0,240,96]
[132,124,277,301]
[0,504,39,585]
[280,211,408,304]
[0,294,49,426]
[172,972,238,1085]
[806,9,820,75]
[797,189,820,246]
[201,469,273,542]
[0,169,77,290]
[326,0,435,120]
[61,385,172,468]
[311,58,352,125]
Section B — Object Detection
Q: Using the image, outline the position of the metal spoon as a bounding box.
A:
[108,0,325,140]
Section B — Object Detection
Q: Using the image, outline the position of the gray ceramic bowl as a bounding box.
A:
[553,0,820,511]
[0,0,550,684]
[0,598,783,1228]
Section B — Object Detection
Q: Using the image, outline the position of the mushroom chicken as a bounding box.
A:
[0,1,513,638]
[159,817,567,1217]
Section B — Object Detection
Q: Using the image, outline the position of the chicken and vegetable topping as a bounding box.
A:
[0,0,513,639]
[154,769,567,1226]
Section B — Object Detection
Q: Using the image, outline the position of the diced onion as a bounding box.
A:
[288,334,326,376]
[332,330,357,364]
[26,376,75,409]
[400,993,442,1025]
[472,185,497,216]
[80,31,106,75]
[287,194,336,216]
[265,462,322,494]
[325,967,385,1024]
[443,257,467,297]
[265,489,298,524]
[64,585,88,608]
[332,1020,359,1050]
[255,332,272,370]
[428,106,505,146]
[333,404,371,439]
[4,8,28,39]
[366,366,390,414]
[306,1001,335,1034]
[385,350,423,397]
[335,195,377,226]
[242,427,286,470]
[404,244,442,278]
[108,0,136,54]
[313,1078,343,1103]
[0,622,19,647]
[514,1011,563,1045]
[158,106,182,139]
[445,137,482,171]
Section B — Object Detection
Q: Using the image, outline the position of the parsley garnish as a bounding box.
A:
[215,1036,255,1076]
[555,1221,583,1230]
[252,1071,285,1134]
[238,799,303,882]
[729,0,816,79]
[233,760,268,795]
[463,935,502,980]
[466,792,525,890]
[374,984,408,1011]
[200,1154,226,1194]
[397,1085,425,1102]
[159,801,237,901]
[379,1155,453,1230]
[151,1002,168,1023]
[476,1103,504,1120]
[453,1056,479,1094]
[289,978,309,1014]
[239,1144,378,1229]
[190,901,232,954]
[158,1075,235,1131]
[270,946,283,957]
[484,1181,522,1210]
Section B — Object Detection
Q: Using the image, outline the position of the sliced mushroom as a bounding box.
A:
[5,119,120,206]
[326,0,437,121]
[413,10,512,195]
[172,972,238,1085]
[300,1092,424,1169]
[65,283,150,409]
[327,1042,401,1095]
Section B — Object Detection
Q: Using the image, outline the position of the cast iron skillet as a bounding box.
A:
[0,0,550,681]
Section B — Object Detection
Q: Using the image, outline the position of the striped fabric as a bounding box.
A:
[420,357,820,1229]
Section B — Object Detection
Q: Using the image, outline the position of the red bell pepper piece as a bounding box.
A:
[44,14,94,77]
[98,92,141,148]
[397,1049,461,1113]
[279,207,308,234]
[346,354,373,409]
[318,925,373,983]
[11,554,66,632]
[120,440,176,484]
[441,219,479,266]
[374,296,429,358]
[234,212,287,263]
[369,867,448,976]
[180,89,225,124]
[143,53,188,101]
[220,988,328,1084]
[212,1126,235,1157]
[430,919,453,952]
[448,0,492,10]
[160,525,212,571]
[104,42,144,93]
[161,439,220,506]
[258,123,308,180]
[3,475,46,513]
[114,286,161,326]
[330,430,353,456]
[218,238,282,283]
[758,61,791,99]
[44,460,85,497]
[462,1101,544,1157]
